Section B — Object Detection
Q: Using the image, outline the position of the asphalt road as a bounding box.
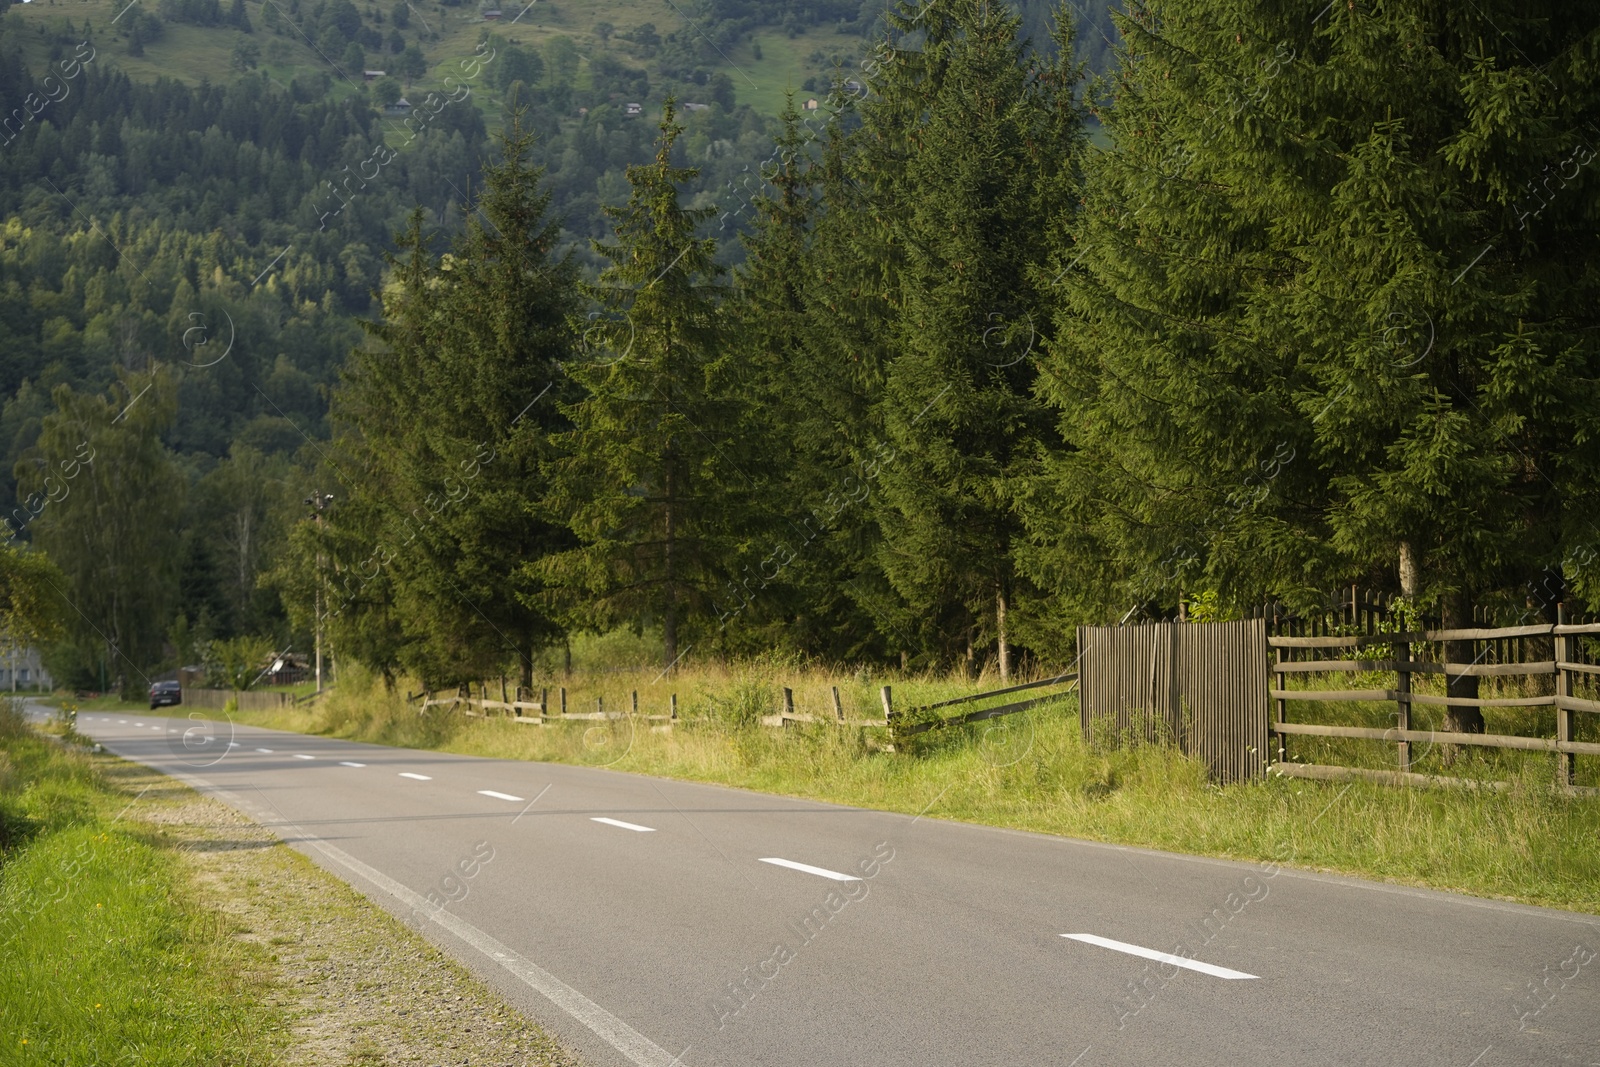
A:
[69,708,1600,1067]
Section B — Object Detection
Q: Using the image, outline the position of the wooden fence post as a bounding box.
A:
[539,687,548,716]
[1273,642,1286,766]
[671,693,678,720]
[1557,603,1574,786]
[1395,635,1412,772]
[632,690,639,716]
[881,685,894,724]
[832,686,844,722]
[782,687,794,720]
[560,687,567,715]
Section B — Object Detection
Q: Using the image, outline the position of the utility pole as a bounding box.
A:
[304,492,334,691]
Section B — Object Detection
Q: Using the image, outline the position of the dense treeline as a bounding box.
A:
[0,12,795,689]
[300,0,1600,695]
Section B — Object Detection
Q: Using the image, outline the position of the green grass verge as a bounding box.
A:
[0,705,283,1065]
[228,661,1600,914]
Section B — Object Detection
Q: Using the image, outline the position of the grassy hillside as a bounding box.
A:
[6,0,870,117]
[5,0,1107,118]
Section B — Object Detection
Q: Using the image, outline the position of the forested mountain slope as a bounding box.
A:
[0,0,1121,686]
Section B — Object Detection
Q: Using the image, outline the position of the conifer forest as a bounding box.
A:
[1,0,1596,694]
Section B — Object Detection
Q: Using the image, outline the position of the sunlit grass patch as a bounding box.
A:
[0,706,282,1066]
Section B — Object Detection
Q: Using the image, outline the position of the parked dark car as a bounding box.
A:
[149,680,182,709]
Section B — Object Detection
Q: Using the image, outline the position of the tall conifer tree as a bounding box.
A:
[1028,0,1600,726]
[838,0,1083,675]
[539,101,738,669]
[334,120,579,686]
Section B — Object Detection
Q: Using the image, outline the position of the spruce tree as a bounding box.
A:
[1028,0,1600,728]
[539,100,737,669]
[335,120,580,686]
[808,0,1083,675]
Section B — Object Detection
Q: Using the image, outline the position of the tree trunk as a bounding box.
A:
[1441,591,1485,737]
[996,587,1010,683]
[663,445,677,672]
[1398,541,1420,599]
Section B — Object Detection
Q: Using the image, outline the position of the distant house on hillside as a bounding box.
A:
[362,69,386,81]
[385,97,412,115]
[803,98,820,111]
[624,102,643,117]
[482,7,501,17]
[682,101,710,113]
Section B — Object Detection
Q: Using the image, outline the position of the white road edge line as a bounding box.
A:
[310,833,678,1067]
[339,761,366,768]
[155,769,681,1067]
[758,857,861,882]
[1062,933,1259,980]
[591,817,656,833]
[478,790,524,802]
[398,772,431,780]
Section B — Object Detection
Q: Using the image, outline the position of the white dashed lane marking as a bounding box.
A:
[256,748,275,753]
[479,790,524,802]
[399,772,431,781]
[758,858,862,882]
[1061,934,1259,980]
[591,817,655,833]
[293,754,316,760]
[339,761,366,768]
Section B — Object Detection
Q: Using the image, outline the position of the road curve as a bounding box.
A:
[73,711,1599,1067]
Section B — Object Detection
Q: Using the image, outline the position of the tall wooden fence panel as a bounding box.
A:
[1077,620,1269,782]
[179,688,295,712]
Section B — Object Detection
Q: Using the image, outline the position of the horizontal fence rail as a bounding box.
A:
[885,672,1079,738]
[1270,616,1600,786]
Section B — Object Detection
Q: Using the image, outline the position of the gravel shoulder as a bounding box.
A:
[99,753,584,1067]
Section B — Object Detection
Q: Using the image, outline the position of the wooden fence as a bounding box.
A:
[412,683,679,725]
[180,687,307,712]
[883,673,1079,737]
[1077,619,1269,783]
[1270,616,1600,788]
[413,674,1082,741]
